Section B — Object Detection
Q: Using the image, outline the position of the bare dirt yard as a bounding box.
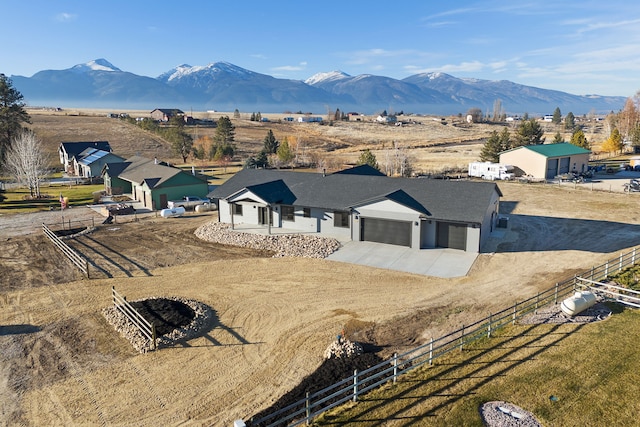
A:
[2,181,640,425]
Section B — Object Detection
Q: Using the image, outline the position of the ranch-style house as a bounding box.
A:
[209,166,503,253]
[102,156,209,210]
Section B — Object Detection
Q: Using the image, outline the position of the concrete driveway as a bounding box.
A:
[326,241,478,278]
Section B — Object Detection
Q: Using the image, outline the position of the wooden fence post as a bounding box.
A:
[305,392,310,425]
[393,353,398,384]
[429,338,433,365]
[488,313,492,338]
[512,302,517,325]
[459,324,465,351]
[605,261,609,277]
[353,369,358,402]
[554,283,559,304]
[619,253,623,271]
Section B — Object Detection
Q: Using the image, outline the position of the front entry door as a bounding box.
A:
[259,206,272,225]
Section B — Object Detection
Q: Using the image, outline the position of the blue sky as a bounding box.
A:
[2,1,639,97]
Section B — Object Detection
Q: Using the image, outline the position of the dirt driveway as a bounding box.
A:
[1,183,640,425]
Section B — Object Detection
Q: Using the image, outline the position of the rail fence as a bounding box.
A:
[42,223,90,278]
[111,286,157,351]
[245,246,640,427]
[44,216,96,232]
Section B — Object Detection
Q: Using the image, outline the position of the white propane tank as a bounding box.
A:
[160,207,186,218]
[194,203,211,213]
[561,291,597,317]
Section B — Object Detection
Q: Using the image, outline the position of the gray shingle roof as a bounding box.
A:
[60,141,111,158]
[210,168,502,224]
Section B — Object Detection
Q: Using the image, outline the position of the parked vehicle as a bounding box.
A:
[623,179,640,192]
[167,196,211,210]
[468,162,514,180]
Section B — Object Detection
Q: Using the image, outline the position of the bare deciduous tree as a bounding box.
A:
[3,130,50,197]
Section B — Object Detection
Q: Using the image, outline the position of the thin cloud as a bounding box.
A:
[55,12,77,23]
[272,62,307,72]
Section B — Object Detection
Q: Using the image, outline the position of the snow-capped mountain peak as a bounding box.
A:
[305,71,350,85]
[157,61,254,82]
[71,58,121,72]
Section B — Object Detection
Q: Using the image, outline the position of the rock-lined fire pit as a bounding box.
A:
[102,296,214,353]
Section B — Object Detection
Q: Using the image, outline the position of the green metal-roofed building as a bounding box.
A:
[499,143,591,180]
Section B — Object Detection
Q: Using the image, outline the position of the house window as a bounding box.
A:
[281,205,295,221]
[333,211,349,228]
[232,204,243,215]
[303,208,311,218]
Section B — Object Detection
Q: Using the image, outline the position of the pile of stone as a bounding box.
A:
[324,338,364,360]
[102,297,213,353]
[194,222,341,258]
[519,302,612,325]
[479,401,541,427]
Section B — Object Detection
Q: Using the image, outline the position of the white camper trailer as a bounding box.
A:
[468,162,514,180]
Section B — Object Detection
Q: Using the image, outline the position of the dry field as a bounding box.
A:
[2,181,640,425]
[26,108,609,175]
[0,110,633,425]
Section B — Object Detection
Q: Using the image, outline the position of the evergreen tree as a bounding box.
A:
[277,138,294,163]
[564,112,575,130]
[356,149,379,170]
[479,127,511,163]
[552,107,562,124]
[601,128,622,154]
[263,129,279,154]
[0,74,31,162]
[570,128,590,150]
[513,119,545,147]
[553,132,564,143]
[211,116,236,160]
[166,115,193,163]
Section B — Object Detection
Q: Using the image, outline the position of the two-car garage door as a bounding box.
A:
[360,218,412,247]
[360,218,469,250]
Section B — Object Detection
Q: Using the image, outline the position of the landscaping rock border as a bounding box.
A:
[194,221,341,258]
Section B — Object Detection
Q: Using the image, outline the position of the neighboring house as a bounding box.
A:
[102,156,209,210]
[376,115,397,124]
[74,148,124,179]
[499,143,591,180]
[297,116,323,123]
[209,165,503,253]
[150,108,184,122]
[59,141,112,174]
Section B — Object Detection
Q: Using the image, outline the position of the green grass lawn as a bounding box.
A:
[0,184,104,214]
[316,304,640,426]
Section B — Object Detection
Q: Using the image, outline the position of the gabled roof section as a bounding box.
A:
[77,148,122,166]
[332,164,386,176]
[501,142,590,157]
[105,156,204,189]
[245,180,297,205]
[152,108,184,115]
[349,188,431,216]
[60,141,111,158]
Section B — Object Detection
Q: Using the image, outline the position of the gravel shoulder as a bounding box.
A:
[1,183,640,425]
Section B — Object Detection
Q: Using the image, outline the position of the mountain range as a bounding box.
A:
[9,58,626,116]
